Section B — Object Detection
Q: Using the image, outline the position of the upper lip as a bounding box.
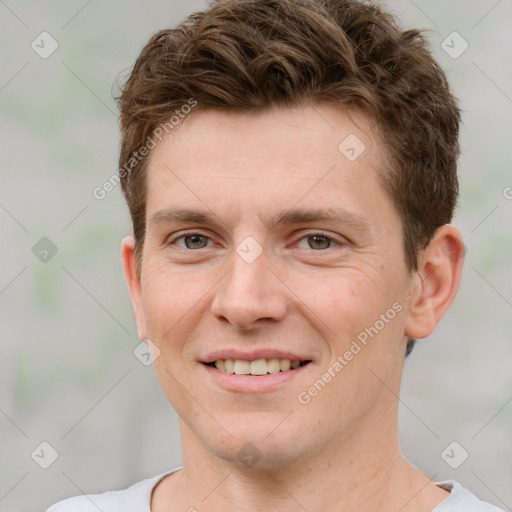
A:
[202,349,312,364]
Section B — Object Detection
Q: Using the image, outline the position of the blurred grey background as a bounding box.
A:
[0,1,511,511]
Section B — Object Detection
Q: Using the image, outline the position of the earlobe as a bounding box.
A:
[121,235,147,340]
[404,225,465,340]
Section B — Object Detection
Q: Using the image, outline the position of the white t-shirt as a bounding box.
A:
[46,468,506,511]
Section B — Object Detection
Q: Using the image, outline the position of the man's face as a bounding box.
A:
[126,104,418,467]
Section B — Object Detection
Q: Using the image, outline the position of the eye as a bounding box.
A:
[169,232,213,250]
[167,231,343,251]
[296,233,340,250]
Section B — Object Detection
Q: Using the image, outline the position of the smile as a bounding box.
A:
[205,358,311,375]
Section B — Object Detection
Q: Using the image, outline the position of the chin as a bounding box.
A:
[198,420,315,471]
[218,442,305,471]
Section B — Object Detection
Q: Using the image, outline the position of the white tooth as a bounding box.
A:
[291,360,300,369]
[279,359,291,371]
[267,358,281,374]
[215,360,226,372]
[250,359,268,375]
[224,359,235,374]
[233,360,250,375]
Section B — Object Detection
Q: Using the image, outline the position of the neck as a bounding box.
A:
[152,414,448,512]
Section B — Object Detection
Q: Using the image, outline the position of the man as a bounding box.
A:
[47,0,504,510]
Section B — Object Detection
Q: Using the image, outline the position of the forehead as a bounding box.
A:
[144,104,394,228]
[151,104,382,167]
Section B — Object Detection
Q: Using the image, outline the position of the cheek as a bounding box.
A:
[140,261,209,348]
[306,270,394,330]
[305,269,407,361]
[300,274,406,420]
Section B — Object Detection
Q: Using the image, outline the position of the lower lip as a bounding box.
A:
[201,363,311,393]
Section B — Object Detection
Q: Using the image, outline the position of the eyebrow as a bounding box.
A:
[148,206,372,236]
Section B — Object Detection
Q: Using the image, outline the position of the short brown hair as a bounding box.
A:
[117,0,461,355]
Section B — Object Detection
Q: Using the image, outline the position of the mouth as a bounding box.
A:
[203,358,312,376]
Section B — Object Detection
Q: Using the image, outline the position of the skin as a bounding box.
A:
[121,103,465,512]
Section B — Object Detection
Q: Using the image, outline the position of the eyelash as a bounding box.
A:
[167,231,342,251]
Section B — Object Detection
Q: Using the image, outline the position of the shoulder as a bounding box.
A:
[434,481,506,512]
[45,469,179,512]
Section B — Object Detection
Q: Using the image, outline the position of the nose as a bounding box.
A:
[210,244,287,331]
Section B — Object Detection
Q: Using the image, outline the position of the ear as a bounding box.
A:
[121,235,148,341]
[405,225,465,340]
